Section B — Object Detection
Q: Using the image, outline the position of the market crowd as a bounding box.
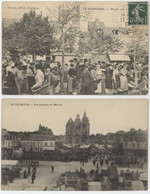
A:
[2,57,148,95]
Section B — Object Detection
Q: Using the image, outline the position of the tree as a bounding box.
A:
[3,10,56,61]
[127,27,148,84]
[47,2,90,87]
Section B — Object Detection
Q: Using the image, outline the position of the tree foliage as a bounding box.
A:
[127,30,148,62]
[78,29,123,55]
[3,10,56,57]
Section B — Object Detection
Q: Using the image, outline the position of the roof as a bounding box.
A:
[52,52,76,56]
[22,134,55,141]
[2,129,10,136]
[108,54,131,61]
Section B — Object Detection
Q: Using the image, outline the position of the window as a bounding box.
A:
[132,143,135,149]
[45,142,47,146]
[124,142,128,149]
[137,143,140,149]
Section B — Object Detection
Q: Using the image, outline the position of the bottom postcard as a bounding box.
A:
[1,99,148,191]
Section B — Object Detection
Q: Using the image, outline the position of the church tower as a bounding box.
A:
[65,118,73,144]
[65,112,90,145]
[73,114,82,145]
[82,112,90,144]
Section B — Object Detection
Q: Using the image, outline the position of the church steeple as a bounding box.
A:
[67,118,73,124]
[82,111,89,122]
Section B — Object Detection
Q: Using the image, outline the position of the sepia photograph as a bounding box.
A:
[1,99,148,191]
[2,1,149,95]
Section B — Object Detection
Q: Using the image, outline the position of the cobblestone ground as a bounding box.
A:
[2,160,148,191]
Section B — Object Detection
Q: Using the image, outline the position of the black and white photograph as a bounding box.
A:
[1,99,148,191]
[2,1,149,95]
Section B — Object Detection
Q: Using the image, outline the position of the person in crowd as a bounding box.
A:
[105,64,113,94]
[19,63,30,94]
[100,158,104,167]
[127,72,136,90]
[44,66,59,94]
[131,171,137,181]
[135,171,140,180]
[50,60,56,69]
[31,171,36,184]
[119,64,128,93]
[95,64,103,94]
[5,62,21,94]
[90,64,97,92]
[51,165,54,173]
[51,64,61,94]
[68,64,76,94]
[28,62,35,74]
[6,61,14,75]
[107,162,119,190]
[81,64,94,95]
[32,166,36,175]
[28,165,31,176]
[112,64,120,93]
[27,62,36,91]
[101,63,106,95]
[24,169,27,179]
[62,63,69,94]
[138,73,148,94]
[96,162,99,169]
[31,64,44,90]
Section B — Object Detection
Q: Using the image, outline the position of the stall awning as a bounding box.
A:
[1,160,19,167]
[108,54,131,61]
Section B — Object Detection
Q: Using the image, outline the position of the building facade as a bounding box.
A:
[65,112,90,145]
[123,142,147,150]
[2,129,19,159]
[21,134,55,152]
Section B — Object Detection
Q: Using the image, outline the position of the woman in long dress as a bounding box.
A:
[119,65,128,92]
[113,66,120,93]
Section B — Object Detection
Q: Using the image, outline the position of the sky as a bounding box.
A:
[2,99,148,135]
[2,1,129,31]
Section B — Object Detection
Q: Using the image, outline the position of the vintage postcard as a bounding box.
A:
[2,1,149,95]
[1,99,148,191]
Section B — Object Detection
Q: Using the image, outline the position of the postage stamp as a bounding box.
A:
[128,2,148,25]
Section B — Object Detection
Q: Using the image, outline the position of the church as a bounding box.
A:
[65,112,90,145]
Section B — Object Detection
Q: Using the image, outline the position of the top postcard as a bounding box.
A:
[2,1,149,95]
